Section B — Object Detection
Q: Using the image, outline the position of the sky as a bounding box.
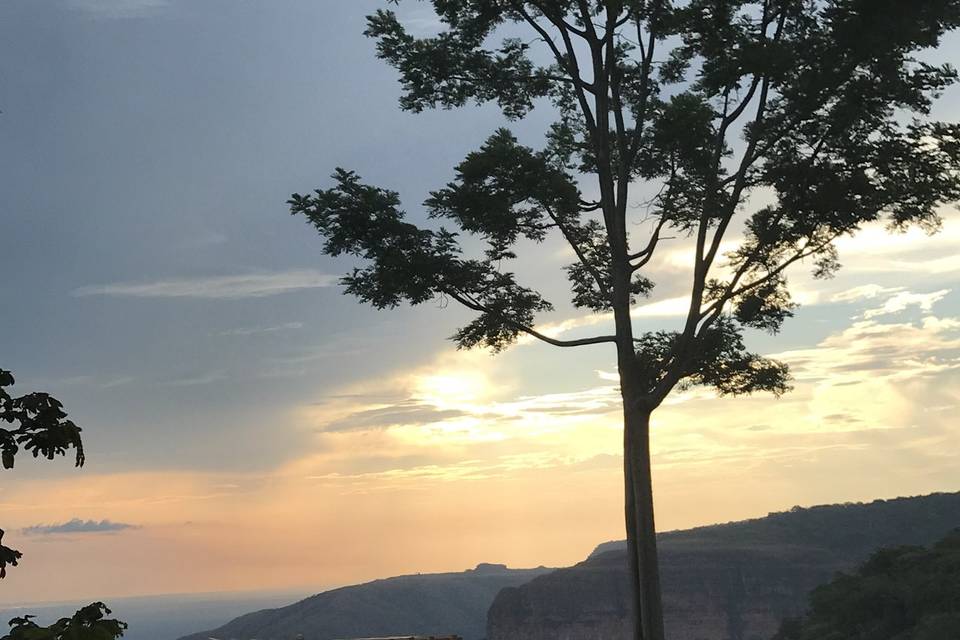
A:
[1,0,960,606]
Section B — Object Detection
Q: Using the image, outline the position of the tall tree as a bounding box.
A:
[288,2,960,638]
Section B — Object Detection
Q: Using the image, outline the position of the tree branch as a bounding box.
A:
[445,289,617,348]
[510,1,599,133]
[697,229,845,329]
[625,15,658,169]
[542,204,611,300]
[628,216,669,270]
[702,5,785,272]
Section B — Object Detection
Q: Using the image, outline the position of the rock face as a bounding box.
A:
[178,564,552,640]
[487,492,960,640]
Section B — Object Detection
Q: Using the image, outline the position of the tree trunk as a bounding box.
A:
[623,401,665,640]
[623,428,644,640]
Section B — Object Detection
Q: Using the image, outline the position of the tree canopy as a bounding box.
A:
[774,530,960,640]
[2,604,127,640]
[291,0,960,406]
[291,2,960,638]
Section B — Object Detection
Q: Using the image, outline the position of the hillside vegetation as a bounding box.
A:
[775,530,960,640]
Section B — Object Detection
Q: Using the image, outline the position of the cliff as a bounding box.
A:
[487,492,960,640]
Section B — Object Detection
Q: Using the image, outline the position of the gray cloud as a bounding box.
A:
[322,403,470,432]
[73,270,337,300]
[22,518,139,536]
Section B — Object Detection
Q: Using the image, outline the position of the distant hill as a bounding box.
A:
[591,491,960,558]
[488,492,960,640]
[177,564,552,640]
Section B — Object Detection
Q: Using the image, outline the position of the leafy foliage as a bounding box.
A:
[0,529,20,580]
[0,369,84,470]
[289,168,555,351]
[0,370,125,638]
[0,368,85,579]
[633,318,791,396]
[3,603,126,640]
[773,530,960,640]
[292,0,960,403]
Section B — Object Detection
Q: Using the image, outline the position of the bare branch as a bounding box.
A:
[510,1,599,133]
[625,15,658,168]
[628,217,669,270]
[542,204,611,299]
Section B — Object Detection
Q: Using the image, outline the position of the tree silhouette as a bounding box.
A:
[0,368,84,578]
[0,369,126,640]
[2,604,127,640]
[289,2,960,638]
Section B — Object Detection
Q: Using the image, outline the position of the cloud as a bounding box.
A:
[862,289,951,319]
[162,371,225,386]
[218,322,305,337]
[100,375,136,389]
[831,284,904,303]
[832,213,960,274]
[774,314,960,386]
[305,451,621,487]
[68,0,169,19]
[73,270,337,300]
[322,403,470,433]
[22,518,139,536]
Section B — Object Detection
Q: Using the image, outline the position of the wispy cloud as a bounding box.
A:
[862,289,951,319]
[218,322,305,337]
[73,270,337,300]
[322,403,471,433]
[22,518,139,536]
[162,371,225,386]
[100,375,136,389]
[831,284,904,303]
[68,0,169,19]
[774,313,960,386]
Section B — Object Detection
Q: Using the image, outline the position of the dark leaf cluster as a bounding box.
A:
[634,317,791,396]
[289,169,555,351]
[366,7,552,119]
[0,369,86,579]
[3,603,127,640]
[0,369,84,472]
[0,530,20,580]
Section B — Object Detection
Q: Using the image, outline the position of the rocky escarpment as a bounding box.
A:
[488,492,960,640]
[488,544,838,640]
